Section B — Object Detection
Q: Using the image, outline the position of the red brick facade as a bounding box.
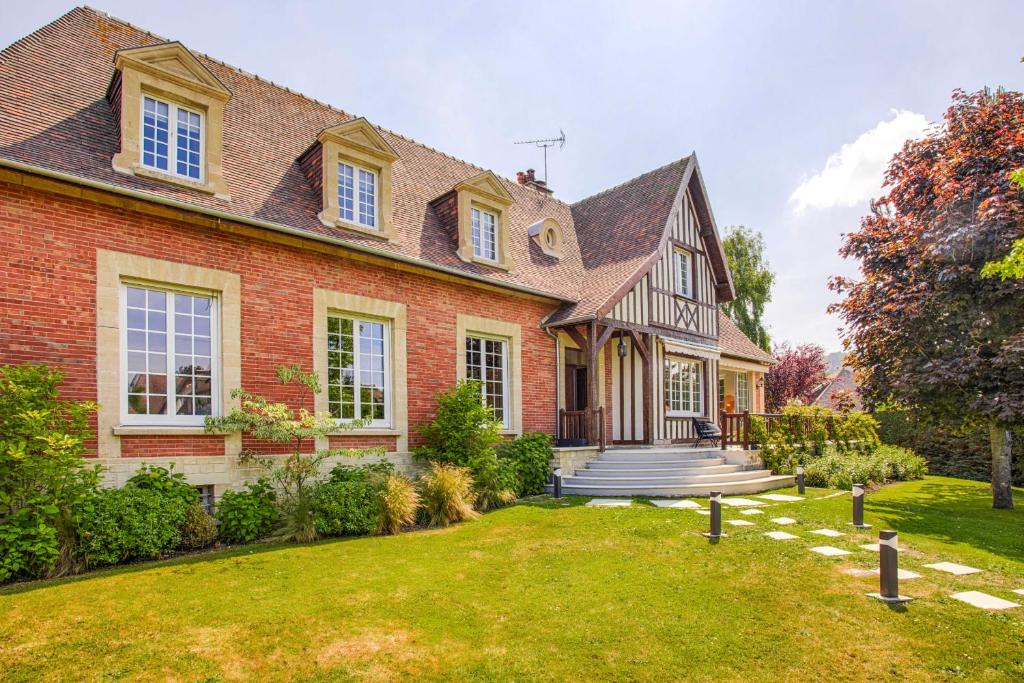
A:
[0,180,558,460]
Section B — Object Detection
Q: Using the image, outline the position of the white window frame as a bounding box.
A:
[471,207,498,261]
[139,95,204,182]
[326,313,392,428]
[338,161,378,229]
[674,247,693,298]
[465,333,510,429]
[736,372,750,413]
[119,281,220,426]
[664,356,703,417]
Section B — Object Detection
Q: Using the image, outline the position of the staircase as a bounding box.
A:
[559,446,795,497]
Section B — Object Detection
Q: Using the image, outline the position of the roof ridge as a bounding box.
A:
[571,154,692,207]
[76,6,569,208]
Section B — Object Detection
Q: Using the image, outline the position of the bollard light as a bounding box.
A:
[851,483,871,528]
[796,466,805,495]
[553,468,562,499]
[867,530,912,603]
[703,490,725,539]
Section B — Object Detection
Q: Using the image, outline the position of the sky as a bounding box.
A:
[3,1,1023,352]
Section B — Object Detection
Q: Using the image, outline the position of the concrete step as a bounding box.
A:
[588,457,726,469]
[567,469,770,486]
[584,464,741,476]
[561,474,796,498]
[600,449,721,462]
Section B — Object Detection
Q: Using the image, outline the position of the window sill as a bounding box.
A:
[117,163,229,200]
[460,253,512,272]
[334,219,393,241]
[666,413,703,420]
[326,427,402,437]
[113,425,224,436]
[500,430,520,437]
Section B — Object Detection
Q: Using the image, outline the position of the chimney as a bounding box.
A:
[517,168,553,194]
[516,171,527,185]
[526,168,536,183]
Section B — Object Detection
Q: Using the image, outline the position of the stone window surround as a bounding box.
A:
[456,314,523,435]
[454,174,514,271]
[96,249,241,458]
[312,289,409,453]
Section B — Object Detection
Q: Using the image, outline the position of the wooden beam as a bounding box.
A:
[594,324,616,354]
[563,325,590,355]
[628,328,650,363]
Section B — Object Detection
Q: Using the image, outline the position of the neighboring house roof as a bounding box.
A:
[0,7,582,302]
[717,312,775,365]
[812,366,863,410]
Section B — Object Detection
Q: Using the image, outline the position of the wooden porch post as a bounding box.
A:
[586,320,600,449]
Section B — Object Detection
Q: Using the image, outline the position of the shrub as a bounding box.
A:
[0,363,100,581]
[376,474,419,535]
[414,380,502,468]
[179,503,217,550]
[330,460,394,484]
[803,445,927,490]
[310,480,378,537]
[126,465,199,508]
[78,487,189,567]
[498,432,552,496]
[418,463,478,527]
[215,479,279,544]
[470,455,517,512]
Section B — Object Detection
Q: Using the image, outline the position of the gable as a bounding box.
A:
[455,171,514,206]
[319,117,399,162]
[113,42,230,100]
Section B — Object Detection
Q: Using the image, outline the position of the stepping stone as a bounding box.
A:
[844,567,875,577]
[770,517,797,525]
[740,509,764,516]
[811,546,852,557]
[720,497,764,507]
[650,499,702,509]
[726,519,755,527]
[951,591,1020,610]
[872,568,922,580]
[924,562,981,576]
[860,544,881,552]
[1014,589,1024,597]
[695,510,711,516]
[586,498,632,508]
[759,494,803,502]
[809,528,845,538]
[765,531,799,540]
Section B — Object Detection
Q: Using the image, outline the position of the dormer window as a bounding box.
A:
[142,96,203,181]
[305,118,398,241]
[472,207,497,261]
[110,42,230,198]
[528,218,564,258]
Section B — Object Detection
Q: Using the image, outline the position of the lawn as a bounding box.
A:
[2,476,1023,682]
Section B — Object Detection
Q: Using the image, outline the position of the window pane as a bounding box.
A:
[175,107,202,180]
[338,163,355,222]
[142,97,169,171]
[466,335,505,424]
[327,315,388,423]
[358,168,376,227]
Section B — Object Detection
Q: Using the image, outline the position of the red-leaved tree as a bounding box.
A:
[764,343,827,412]
[830,88,1024,509]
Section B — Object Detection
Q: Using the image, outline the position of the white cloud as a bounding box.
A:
[789,110,931,213]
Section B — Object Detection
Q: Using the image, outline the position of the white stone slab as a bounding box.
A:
[720,497,765,507]
[1014,589,1024,597]
[951,591,1020,610]
[740,509,764,516]
[759,494,803,502]
[861,543,880,552]
[650,499,703,509]
[924,562,981,576]
[811,546,852,557]
[844,567,875,577]
[871,568,922,580]
[726,519,755,526]
[765,531,799,540]
[809,528,845,538]
[770,517,797,525]
[695,510,711,515]
[585,498,632,507]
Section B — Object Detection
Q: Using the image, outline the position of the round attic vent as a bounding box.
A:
[528,218,563,258]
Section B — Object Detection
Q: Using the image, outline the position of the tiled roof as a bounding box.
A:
[0,7,582,301]
[717,312,775,364]
[812,366,862,410]
[544,158,692,324]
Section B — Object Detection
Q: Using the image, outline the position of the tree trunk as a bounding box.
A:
[989,421,1014,510]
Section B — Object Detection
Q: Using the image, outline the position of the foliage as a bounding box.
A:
[829,88,1024,508]
[980,167,1024,279]
[802,445,927,490]
[205,365,378,543]
[126,465,198,509]
[721,225,775,352]
[498,432,553,496]
[179,502,217,550]
[470,455,517,512]
[77,486,189,567]
[0,364,100,581]
[414,380,502,468]
[764,343,827,412]
[758,405,879,473]
[310,480,378,537]
[329,460,394,484]
[214,479,279,544]
[418,463,478,527]
[375,473,419,535]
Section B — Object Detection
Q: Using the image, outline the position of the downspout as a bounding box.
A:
[545,326,561,443]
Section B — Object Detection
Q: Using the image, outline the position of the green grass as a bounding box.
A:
[2,476,1023,681]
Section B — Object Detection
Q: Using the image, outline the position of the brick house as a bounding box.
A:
[0,8,778,497]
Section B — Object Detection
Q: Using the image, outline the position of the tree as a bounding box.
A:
[764,342,827,412]
[980,168,1024,279]
[722,226,775,352]
[830,88,1024,509]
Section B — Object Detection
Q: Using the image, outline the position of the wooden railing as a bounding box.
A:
[721,411,751,450]
[721,412,838,449]
[559,406,606,451]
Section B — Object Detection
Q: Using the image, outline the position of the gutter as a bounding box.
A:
[0,158,575,304]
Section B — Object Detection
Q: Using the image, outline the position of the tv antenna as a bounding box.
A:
[514,129,566,183]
